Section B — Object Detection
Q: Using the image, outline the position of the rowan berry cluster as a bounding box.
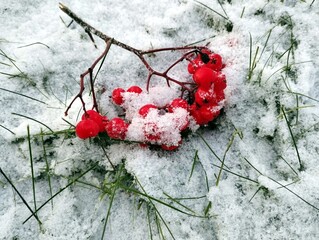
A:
[75,49,226,150]
[187,49,226,125]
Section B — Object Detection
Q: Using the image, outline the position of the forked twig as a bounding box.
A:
[59,3,207,116]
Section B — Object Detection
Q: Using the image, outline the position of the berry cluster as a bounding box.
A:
[75,49,226,150]
[187,49,226,125]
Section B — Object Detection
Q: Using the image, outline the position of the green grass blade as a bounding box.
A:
[0,124,15,135]
[40,129,54,208]
[216,130,241,186]
[204,201,212,217]
[0,167,42,225]
[146,205,154,240]
[249,187,263,202]
[281,107,303,171]
[121,183,205,218]
[27,126,38,220]
[135,178,176,240]
[243,157,263,175]
[101,164,124,240]
[194,0,228,20]
[279,156,299,176]
[12,112,54,133]
[211,163,258,184]
[188,150,198,181]
[163,192,196,214]
[0,87,47,105]
[23,162,99,224]
[267,175,319,211]
[286,91,319,103]
[196,132,230,170]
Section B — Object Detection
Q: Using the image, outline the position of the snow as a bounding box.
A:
[1,0,319,239]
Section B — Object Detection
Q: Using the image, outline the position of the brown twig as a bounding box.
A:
[59,3,208,116]
[64,38,112,116]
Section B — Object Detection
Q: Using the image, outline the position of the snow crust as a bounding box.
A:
[1,0,319,239]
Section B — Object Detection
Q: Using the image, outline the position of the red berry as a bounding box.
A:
[207,53,223,71]
[161,144,179,151]
[193,67,217,90]
[139,104,158,117]
[187,62,196,74]
[105,118,128,140]
[190,104,220,125]
[194,88,216,106]
[198,105,220,125]
[112,88,125,105]
[82,110,106,132]
[75,119,99,139]
[188,56,205,74]
[214,73,227,91]
[161,140,182,151]
[127,86,143,94]
[190,110,204,125]
[143,122,161,141]
[167,98,189,112]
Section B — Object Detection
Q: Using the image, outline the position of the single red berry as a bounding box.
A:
[167,98,189,112]
[112,88,125,105]
[190,109,205,125]
[161,143,179,151]
[190,103,220,125]
[207,53,223,71]
[82,110,105,132]
[194,88,216,106]
[188,56,205,74]
[143,122,161,141]
[198,105,220,125]
[214,73,227,91]
[75,119,100,139]
[127,85,143,94]
[193,67,218,90]
[105,118,128,140]
[187,62,196,74]
[139,104,158,117]
[161,139,182,151]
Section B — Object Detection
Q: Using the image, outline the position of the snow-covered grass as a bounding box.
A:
[1,0,319,239]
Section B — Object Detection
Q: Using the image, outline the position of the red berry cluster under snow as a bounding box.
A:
[187,49,226,125]
[75,49,226,150]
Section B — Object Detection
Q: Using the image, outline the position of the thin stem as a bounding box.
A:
[64,39,112,116]
[89,68,98,112]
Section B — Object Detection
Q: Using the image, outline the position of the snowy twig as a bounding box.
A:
[59,3,207,116]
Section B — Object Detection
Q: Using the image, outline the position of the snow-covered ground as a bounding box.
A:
[1,0,319,239]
